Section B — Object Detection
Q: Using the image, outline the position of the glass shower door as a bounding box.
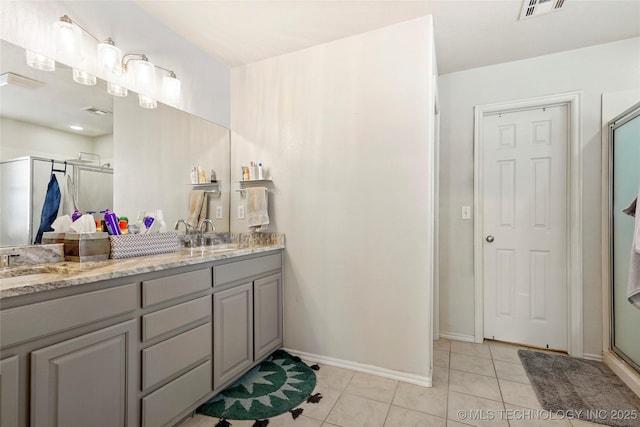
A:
[611,104,640,371]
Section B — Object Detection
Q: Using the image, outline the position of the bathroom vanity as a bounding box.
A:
[0,244,284,427]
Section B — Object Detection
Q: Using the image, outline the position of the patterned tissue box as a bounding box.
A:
[109,232,180,259]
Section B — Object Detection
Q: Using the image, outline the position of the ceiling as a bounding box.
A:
[134,0,640,74]
[0,40,113,137]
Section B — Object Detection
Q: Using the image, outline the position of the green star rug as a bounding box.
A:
[197,350,322,426]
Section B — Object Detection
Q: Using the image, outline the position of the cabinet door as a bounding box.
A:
[1,355,20,427]
[254,273,283,360]
[213,283,253,388]
[31,320,137,427]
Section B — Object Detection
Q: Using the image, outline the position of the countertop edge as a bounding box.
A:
[0,244,284,300]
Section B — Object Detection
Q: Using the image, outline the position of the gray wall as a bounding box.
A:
[230,17,437,379]
[438,37,640,357]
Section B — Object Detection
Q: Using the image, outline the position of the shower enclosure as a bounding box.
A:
[609,102,640,372]
[0,156,113,246]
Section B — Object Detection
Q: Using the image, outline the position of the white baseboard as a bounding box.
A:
[582,352,603,362]
[283,348,432,388]
[439,332,476,342]
[603,350,640,398]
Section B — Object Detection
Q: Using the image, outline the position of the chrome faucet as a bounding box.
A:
[199,219,216,246]
[174,219,193,234]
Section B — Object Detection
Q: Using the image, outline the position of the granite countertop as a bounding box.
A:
[0,243,284,299]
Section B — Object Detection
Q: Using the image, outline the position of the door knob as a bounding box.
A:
[486,235,494,243]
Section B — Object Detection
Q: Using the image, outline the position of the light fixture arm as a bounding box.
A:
[59,15,101,44]
[122,53,149,72]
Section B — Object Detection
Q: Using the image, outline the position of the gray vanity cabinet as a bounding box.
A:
[213,283,254,388]
[30,319,137,427]
[0,355,20,427]
[212,253,283,390]
[254,273,283,361]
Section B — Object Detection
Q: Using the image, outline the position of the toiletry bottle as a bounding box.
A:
[248,161,257,181]
[71,208,83,222]
[155,210,167,232]
[243,166,250,181]
[210,169,217,183]
[199,167,206,184]
[103,209,122,235]
[191,166,198,184]
[257,162,264,180]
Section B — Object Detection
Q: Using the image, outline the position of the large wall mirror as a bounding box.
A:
[0,39,230,247]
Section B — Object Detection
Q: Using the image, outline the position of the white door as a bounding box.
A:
[482,105,568,351]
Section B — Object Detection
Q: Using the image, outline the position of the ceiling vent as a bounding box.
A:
[83,107,112,116]
[519,0,566,20]
[0,72,45,89]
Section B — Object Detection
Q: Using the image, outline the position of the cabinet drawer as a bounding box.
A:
[142,268,210,307]
[142,323,211,391]
[1,284,137,348]
[142,296,211,341]
[213,253,281,286]
[142,360,211,427]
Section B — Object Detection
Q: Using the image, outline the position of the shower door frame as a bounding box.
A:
[607,101,640,373]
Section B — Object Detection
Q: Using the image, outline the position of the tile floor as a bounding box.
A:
[181,339,604,427]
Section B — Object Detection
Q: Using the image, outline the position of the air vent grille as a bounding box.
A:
[520,0,566,20]
[83,107,112,116]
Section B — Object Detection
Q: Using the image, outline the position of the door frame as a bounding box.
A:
[473,92,583,357]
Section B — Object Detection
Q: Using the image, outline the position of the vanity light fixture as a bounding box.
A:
[122,53,181,108]
[27,14,181,109]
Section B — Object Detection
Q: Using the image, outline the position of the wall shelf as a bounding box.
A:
[236,179,272,194]
[191,182,221,195]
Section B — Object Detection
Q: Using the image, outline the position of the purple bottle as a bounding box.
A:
[103,209,122,235]
[71,208,83,222]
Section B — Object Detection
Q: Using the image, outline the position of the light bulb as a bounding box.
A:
[131,58,155,93]
[107,82,128,97]
[72,68,96,85]
[138,94,157,109]
[26,50,55,72]
[55,15,82,57]
[97,38,122,75]
[162,72,181,103]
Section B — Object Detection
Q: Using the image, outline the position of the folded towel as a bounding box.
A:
[187,190,206,228]
[627,186,640,309]
[246,187,269,232]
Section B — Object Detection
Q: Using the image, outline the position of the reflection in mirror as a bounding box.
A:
[0,39,114,246]
[113,95,230,234]
[0,39,231,247]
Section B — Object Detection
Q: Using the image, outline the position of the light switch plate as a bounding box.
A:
[216,206,223,219]
[238,205,245,219]
[462,206,472,219]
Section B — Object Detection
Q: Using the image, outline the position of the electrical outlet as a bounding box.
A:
[237,205,245,219]
[215,206,223,219]
[462,206,472,220]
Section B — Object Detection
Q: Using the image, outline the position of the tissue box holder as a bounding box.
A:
[64,232,110,262]
[109,232,180,259]
[42,231,66,245]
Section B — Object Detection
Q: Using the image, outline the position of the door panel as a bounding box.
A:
[483,105,568,350]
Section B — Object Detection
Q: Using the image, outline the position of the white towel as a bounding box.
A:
[57,174,78,217]
[246,187,269,231]
[627,187,640,309]
[187,190,206,228]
